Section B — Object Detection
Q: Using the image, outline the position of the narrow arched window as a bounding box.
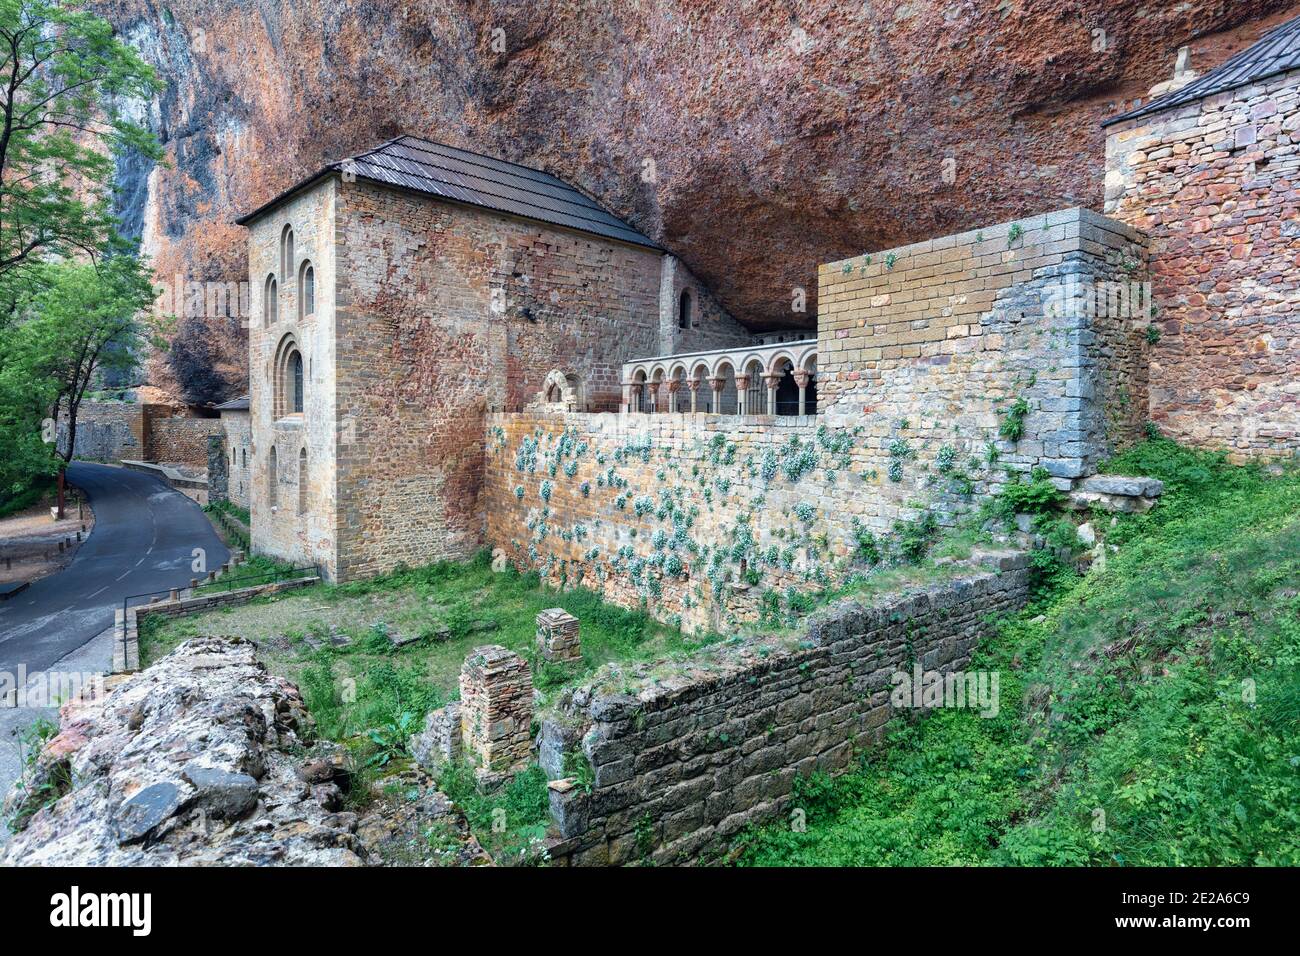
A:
[298,447,308,516]
[268,446,278,507]
[264,275,278,326]
[281,225,294,281]
[678,289,692,330]
[292,352,304,413]
[299,261,315,319]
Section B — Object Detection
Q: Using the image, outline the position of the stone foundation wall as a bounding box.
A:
[540,567,1031,865]
[1105,69,1300,459]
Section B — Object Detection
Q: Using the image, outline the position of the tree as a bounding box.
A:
[0,0,161,281]
[10,254,164,514]
[0,0,161,508]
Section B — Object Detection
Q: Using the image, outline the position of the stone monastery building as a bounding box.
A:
[238,15,1300,613]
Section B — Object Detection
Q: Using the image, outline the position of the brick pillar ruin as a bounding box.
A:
[459,645,534,784]
[536,608,581,663]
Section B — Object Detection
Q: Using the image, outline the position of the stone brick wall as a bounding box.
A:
[247,179,339,574]
[818,207,1151,481]
[329,178,683,580]
[147,416,225,467]
[658,254,757,356]
[540,567,1031,865]
[482,209,1151,632]
[58,402,150,462]
[1105,69,1300,459]
[220,409,252,510]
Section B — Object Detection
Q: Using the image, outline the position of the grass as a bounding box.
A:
[139,550,723,858]
[734,438,1300,866]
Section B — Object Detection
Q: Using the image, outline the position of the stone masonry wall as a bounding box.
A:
[221,409,252,510]
[1105,68,1300,459]
[658,254,757,356]
[818,207,1152,481]
[147,416,226,467]
[482,209,1151,632]
[58,402,149,462]
[247,179,339,575]
[540,567,1032,866]
[330,179,677,580]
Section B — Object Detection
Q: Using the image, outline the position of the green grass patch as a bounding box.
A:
[735,439,1300,866]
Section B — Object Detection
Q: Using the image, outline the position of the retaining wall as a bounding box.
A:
[540,565,1032,865]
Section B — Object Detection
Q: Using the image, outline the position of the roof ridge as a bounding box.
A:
[1103,12,1300,127]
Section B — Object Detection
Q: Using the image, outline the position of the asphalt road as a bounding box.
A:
[0,461,230,675]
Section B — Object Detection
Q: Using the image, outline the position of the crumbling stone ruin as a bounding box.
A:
[458,645,534,785]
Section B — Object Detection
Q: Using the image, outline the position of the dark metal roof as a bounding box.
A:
[1104,14,1300,127]
[215,395,250,411]
[237,135,660,250]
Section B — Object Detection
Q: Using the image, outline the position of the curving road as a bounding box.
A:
[0,462,230,675]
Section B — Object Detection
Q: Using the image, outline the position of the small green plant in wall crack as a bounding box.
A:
[999,396,1030,442]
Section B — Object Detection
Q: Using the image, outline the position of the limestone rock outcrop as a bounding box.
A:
[0,637,367,866]
[92,0,1297,401]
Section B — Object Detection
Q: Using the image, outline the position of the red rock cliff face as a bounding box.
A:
[98,0,1299,401]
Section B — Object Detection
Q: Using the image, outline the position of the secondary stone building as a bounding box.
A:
[1105,13,1300,459]
[236,136,754,580]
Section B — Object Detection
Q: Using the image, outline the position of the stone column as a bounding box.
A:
[621,380,636,413]
[665,379,681,413]
[707,377,723,415]
[647,381,660,414]
[536,608,581,662]
[459,645,534,785]
[735,374,750,416]
[763,372,783,416]
[687,378,700,413]
[793,370,812,417]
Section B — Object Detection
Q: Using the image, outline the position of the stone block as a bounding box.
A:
[536,607,581,663]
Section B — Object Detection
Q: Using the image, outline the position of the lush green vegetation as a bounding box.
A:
[736,438,1300,866]
[0,0,163,506]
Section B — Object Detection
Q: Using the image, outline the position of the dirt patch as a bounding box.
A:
[0,491,95,587]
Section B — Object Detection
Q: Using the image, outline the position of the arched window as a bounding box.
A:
[297,447,308,516]
[280,225,294,282]
[678,289,692,330]
[292,351,304,413]
[264,275,278,327]
[273,336,305,418]
[298,261,315,319]
[268,446,278,507]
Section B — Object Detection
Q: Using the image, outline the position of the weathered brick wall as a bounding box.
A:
[147,416,225,467]
[818,207,1151,481]
[1105,69,1300,459]
[330,178,677,579]
[541,567,1032,865]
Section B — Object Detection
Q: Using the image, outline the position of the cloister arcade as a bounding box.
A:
[621,339,818,417]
